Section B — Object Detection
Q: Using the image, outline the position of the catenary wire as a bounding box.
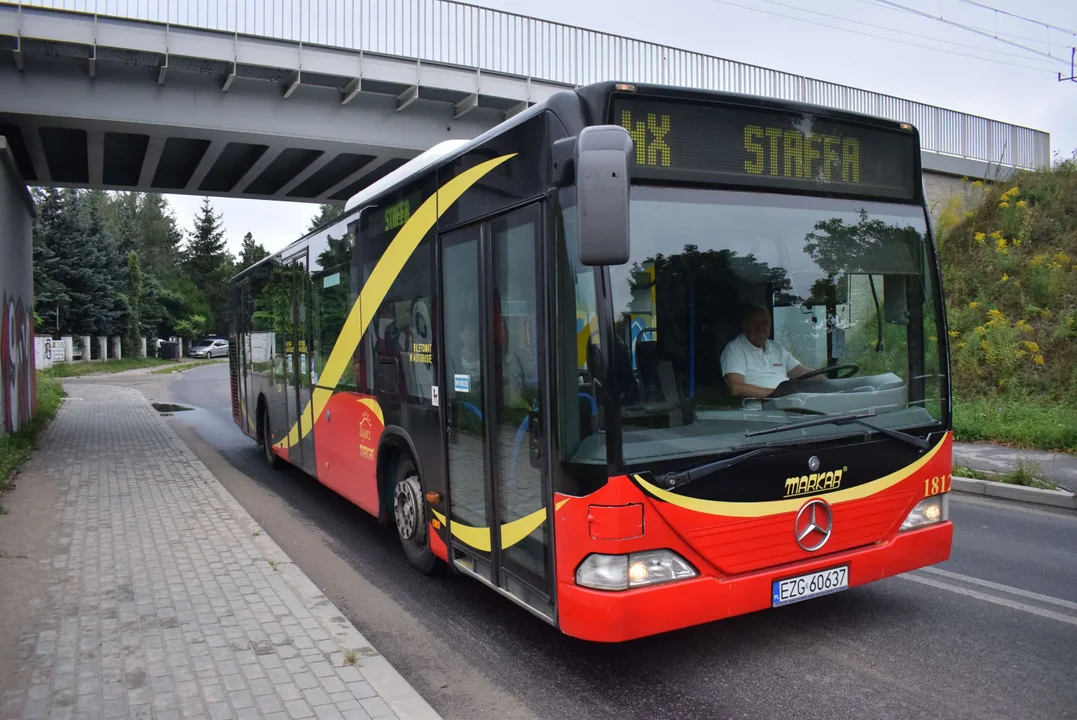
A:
[843,0,1074,47]
[699,0,1065,71]
[744,0,1066,64]
[953,0,1077,38]
[872,0,1070,60]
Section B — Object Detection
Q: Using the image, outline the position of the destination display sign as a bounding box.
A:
[610,95,919,200]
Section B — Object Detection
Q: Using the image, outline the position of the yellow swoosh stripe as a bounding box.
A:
[633,433,947,518]
[275,153,516,449]
[432,499,569,552]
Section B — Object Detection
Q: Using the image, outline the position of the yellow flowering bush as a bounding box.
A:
[938,159,1077,401]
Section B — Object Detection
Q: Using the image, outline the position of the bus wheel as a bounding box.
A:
[261,405,282,470]
[393,458,437,574]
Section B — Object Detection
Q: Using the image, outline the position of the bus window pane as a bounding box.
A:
[553,191,604,470]
[312,263,353,389]
[376,239,434,403]
[491,207,548,585]
[444,232,488,535]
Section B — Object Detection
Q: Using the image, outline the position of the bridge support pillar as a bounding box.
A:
[110,336,122,360]
[140,338,147,358]
[97,336,107,361]
[80,336,91,361]
[61,336,73,362]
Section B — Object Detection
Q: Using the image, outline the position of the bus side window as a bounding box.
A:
[375,237,435,404]
[312,262,354,389]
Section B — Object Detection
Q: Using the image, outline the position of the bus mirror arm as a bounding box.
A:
[575,125,633,266]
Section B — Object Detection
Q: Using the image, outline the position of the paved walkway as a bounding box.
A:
[1,384,439,720]
[953,441,1077,491]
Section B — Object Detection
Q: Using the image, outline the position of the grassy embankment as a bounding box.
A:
[0,374,66,513]
[937,156,1077,454]
[149,360,222,374]
[39,357,176,378]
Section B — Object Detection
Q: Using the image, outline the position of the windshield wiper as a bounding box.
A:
[656,436,820,490]
[744,410,930,451]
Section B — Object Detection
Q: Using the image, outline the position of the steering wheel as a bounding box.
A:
[792,362,860,381]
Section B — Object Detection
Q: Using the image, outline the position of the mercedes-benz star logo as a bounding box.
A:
[808,455,821,472]
[794,499,833,552]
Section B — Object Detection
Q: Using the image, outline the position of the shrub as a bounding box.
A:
[938,157,1077,406]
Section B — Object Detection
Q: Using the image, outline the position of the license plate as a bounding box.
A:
[772,565,849,607]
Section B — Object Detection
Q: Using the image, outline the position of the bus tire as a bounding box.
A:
[261,404,282,470]
[393,457,437,574]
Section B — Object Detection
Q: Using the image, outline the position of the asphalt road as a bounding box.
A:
[100,364,1077,720]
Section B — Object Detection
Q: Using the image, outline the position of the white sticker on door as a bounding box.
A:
[431,385,439,407]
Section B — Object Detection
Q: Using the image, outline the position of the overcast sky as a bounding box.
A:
[164,0,1077,258]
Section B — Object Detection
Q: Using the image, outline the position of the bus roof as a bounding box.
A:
[233,81,918,282]
[343,139,470,213]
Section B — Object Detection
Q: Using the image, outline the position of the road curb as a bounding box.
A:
[161,417,443,720]
[952,475,1077,510]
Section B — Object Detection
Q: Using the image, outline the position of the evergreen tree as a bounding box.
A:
[80,190,127,336]
[122,251,144,356]
[238,231,270,270]
[184,198,231,335]
[138,193,183,280]
[31,188,69,333]
[307,203,344,232]
[113,192,141,258]
[43,190,99,335]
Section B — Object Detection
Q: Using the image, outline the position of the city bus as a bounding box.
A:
[229,81,953,642]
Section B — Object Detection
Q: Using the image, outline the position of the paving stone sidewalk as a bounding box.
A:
[1,384,440,720]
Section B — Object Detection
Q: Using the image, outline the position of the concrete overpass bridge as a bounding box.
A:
[0,0,1053,207]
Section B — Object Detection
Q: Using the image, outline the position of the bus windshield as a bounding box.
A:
[569,186,946,468]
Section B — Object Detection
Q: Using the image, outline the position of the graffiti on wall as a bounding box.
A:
[1,292,35,433]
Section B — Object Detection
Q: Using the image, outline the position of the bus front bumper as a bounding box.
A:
[556,520,952,642]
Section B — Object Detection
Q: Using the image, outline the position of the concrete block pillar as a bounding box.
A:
[139,337,147,358]
[61,335,73,362]
[110,336,122,360]
[97,336,107,361]
[81,336,91,361]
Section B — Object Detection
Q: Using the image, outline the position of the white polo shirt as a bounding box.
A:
[720,333,802,390]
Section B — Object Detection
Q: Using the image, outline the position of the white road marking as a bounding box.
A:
[900,573,1077,627]
[919,566,1077,611]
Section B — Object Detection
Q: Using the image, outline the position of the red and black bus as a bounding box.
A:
[229,81,953,642]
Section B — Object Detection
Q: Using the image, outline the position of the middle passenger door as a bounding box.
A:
[441,203,554,620]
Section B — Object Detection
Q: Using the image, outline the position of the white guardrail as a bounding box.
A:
[10,0,1051,169]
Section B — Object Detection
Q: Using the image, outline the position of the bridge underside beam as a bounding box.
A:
[0,5,569,203]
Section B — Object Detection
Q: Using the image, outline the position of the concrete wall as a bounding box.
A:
[0,137,38,436]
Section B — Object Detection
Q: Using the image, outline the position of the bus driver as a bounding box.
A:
[721,305,815,399]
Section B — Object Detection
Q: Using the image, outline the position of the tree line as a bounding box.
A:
[30,189,341,356]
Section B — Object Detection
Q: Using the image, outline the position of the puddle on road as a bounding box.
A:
[151,403,194,416]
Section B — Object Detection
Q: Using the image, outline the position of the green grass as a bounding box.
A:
[0,374,67,513]
[953,396,1077,454]
[41,357,180,378]
[953,463,1057,490]
[953,465,991,480]
[150,359,223,375]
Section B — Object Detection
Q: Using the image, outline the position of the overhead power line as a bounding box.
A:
[749,0,1065,64]
[953,0,1077,38]
[873,0,1069,62]
[843,0,1073,48]
[700,0,1064,71]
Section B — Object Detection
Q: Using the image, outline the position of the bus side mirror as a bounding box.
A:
[576,125,633,266]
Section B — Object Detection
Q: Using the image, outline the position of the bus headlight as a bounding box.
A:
[575,550,698,591]
[900,494,949,531]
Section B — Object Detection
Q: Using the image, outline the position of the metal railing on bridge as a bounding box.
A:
[12,0,1051,169]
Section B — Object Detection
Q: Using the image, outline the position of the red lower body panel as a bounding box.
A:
[558,521,951,642]
[554,433,954,642]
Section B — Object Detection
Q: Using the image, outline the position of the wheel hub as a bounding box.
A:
[394,473,425,543]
